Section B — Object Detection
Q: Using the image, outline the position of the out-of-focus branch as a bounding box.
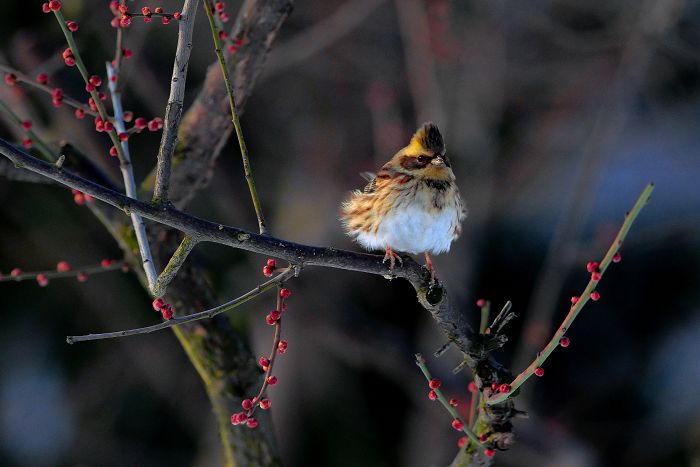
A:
[153,0,199,204]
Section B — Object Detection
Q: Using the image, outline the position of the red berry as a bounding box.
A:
[73,192,85,205]
[36,73,48,84]
[490,382,498,392]
[161,16,170,25]
[499,384,511,394]
[88,98,97,111]
[479,433,488,442]
[241,398,253,410]
[122,48,133,58]
[220,12,229,22]
[89,75,102,87]
[36,274,49,287]
[51,88,63,98]
[21,120,32,130]
[117,4,128,14]
[161,305,174,320]
[10,268,22,278]
[559,336,570,348]
[110,17,120,28]
[277,340,288,354]
[148,119,160,132]
[259,356,270,368]
[152,298,165,311]
[134,117,147,129]
[109,146,118,157]
[586,261,599,273]
[173,12,182,20]
[85,83,95,92]
[141,6,152,16]
[118,132,128,141]
[154,7,163,14]
[56,261,71,272]
[246,417,258,428]
[5,73,17,86]
[590,291,601,301]
[74,108,85,119]
[279,288,291,299]
[476,298,486,307]
[120,15,132,28]
[77,271,88,282]
[22,139,32,149]
[427,390,437,400]
[259,398,271,410]
[449,398,458,407]
[451,419,464,431]
[484,448,495,458]
[101,259,112,268]
[612,252,622,263]
[534,367,544,377]
[266,375,277,385]
[428,378,441,389]
[457,436,467,448]
[266,258,276,268]
[265,311,281,325]
[591,272,601,281]
[66,20,78,32]
[262,265,273,277]
[230,412,247,425]
[64,56,76,67]
[98,92,106,101]
[570,296,579,305]
[468,382,477,393]
[215,1,225,11]
[48,1,61,12]
[42,3,51,13]
[122,111,133,122]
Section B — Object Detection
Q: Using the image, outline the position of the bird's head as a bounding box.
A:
[390,122,452,180]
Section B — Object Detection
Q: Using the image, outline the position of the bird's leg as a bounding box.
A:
[424,251,437,283]
[382,246,403,270]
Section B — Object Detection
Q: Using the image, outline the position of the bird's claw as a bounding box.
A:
[383,247,403,270]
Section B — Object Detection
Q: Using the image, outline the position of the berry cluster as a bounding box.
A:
[230,261,292,429]
[152,298,174,320]
[109,2,182,28]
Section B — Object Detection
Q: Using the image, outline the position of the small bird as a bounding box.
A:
[341,122,466,281]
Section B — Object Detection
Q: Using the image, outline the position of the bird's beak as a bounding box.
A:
[431,156,445,167]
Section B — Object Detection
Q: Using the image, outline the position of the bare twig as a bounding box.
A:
[486,183,654,405]
[202,0,267,234]
[152,234,199,297]
[0,99,55,160]
[66,266,296,343]
[153,0,199,204]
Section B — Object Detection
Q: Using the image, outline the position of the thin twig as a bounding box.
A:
[0,99,55,161]
[415,353,483,448]
[0,64,99,118]
[486,183,654,405]
[0,261,126,282]
[106,63,158,291]
[153,0,199,204]
[152,234,199,297]
[478,301,490,334]
[66,266,297,343]
[202,0,268,235]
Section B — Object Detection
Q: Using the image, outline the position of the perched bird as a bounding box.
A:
[341,122,466,281]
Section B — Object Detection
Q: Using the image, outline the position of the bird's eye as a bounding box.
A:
[417,155,429,163]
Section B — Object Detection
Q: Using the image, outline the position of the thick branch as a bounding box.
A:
[0,139,473,352]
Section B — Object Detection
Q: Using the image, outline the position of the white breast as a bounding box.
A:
[354,203,461,255]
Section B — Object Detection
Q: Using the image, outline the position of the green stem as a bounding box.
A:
[0,99,55,161]
[415,353,483,448]
[202,0,268,235]
[1,260,126,282]
[53,10,129,167]
[486,183,654,405]
[152,235,199,297]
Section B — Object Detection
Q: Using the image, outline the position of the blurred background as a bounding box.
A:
[1,0,699,466]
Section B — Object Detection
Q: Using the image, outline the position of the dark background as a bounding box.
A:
[1,0,699,466]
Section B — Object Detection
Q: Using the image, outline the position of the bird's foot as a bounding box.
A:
[424,251,437,283]
[383,247,403,270]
